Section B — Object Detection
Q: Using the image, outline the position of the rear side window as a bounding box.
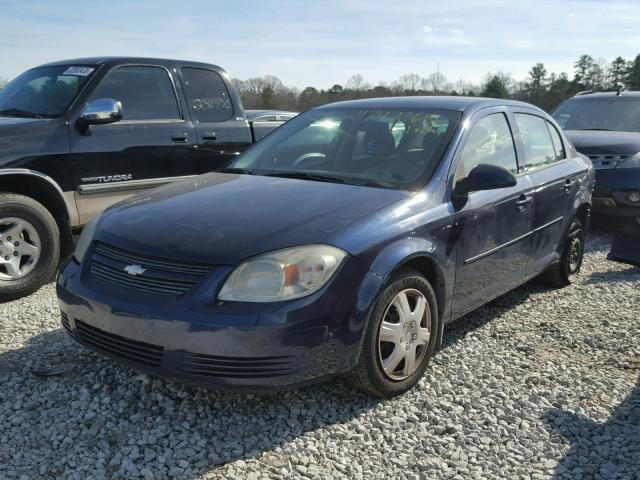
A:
[514,113,558,170]
[458,113,518,177]
[546,121,566,160]
[181,68,233,122]
[89,66,180,120]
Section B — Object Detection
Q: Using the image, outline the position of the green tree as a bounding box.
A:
[609,56,629,89]
[626,54,640,89]
[574,54,594,89]
[260,86,276,109]
[481,73,510,99]
[527,62,548,104]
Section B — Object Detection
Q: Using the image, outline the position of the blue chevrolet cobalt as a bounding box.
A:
[57,97,594,398]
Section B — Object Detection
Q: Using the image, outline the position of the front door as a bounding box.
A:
[451,110,535,315]
[69,64,197,225]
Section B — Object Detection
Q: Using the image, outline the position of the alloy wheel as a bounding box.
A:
[0,217,41,280]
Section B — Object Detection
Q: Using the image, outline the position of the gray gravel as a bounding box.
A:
[1,232,639,479]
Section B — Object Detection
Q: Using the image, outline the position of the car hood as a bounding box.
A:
[565,130,640,156]
[96,173,408,264]
[0,116,50,126]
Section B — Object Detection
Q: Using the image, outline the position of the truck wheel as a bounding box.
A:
[0,193,60,301]
[538,218,585,288]
[345,268,439,398]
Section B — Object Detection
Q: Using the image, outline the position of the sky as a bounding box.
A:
[1,0,640,90]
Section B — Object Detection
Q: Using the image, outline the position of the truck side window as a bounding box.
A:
[181,68,233,122]
[514,113,558,170]
[89,66,180,121]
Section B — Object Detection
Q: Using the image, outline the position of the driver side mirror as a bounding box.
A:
[453,163,517,199]
[77,98,123,134]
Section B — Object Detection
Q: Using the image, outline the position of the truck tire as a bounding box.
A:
[0,193,60,301]
[345,268,439,398]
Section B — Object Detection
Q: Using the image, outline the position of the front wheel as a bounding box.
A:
[0,193,60,302]
[345,269,439,398]
[539,218,585,288]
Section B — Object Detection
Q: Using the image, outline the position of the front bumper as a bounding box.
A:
[592,169,640,220]
[56,256,381,391]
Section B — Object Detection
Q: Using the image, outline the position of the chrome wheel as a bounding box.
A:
[0,217,41,280]
[377,288,431,381]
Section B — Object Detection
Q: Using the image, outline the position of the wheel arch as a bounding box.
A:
[0,169,75,260]
[367,237,450,348]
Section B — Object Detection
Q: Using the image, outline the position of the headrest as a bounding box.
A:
[363,122,395,157]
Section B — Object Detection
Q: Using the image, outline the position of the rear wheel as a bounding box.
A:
[346,269,439,398]
[539,218,585,288]
[0,193,59,301]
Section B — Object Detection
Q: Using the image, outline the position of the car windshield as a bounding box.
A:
[230,107,461,190]
[553,97,640,132]
[0,65,96,118]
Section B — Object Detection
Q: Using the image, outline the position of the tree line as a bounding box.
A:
[233,53,640,113]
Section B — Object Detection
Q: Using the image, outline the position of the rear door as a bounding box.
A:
[179,67,252,169]
[451,109,535,315]
[511,110,582,274]
[69,64,197,224]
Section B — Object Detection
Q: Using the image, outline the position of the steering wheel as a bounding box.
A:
[293,152,326,166]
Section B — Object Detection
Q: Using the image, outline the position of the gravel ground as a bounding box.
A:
[0,232,638,480]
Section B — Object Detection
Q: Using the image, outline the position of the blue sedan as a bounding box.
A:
[57,97,594,398]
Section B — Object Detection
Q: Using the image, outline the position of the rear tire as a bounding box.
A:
[345,268,439,398]
[539,218,585,288]
[0,193,60,302]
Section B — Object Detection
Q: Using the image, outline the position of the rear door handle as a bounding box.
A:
[171,133,188,143]
[563,178,576,193]
[516,195,533,211]
[202,133,217,143]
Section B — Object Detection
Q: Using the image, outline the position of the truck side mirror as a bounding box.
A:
[77,98,123,134]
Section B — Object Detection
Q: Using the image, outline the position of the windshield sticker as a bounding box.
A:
[63,66,94,77]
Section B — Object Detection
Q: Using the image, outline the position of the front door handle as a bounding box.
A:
[516,195,533,211]
[171,133,188,143]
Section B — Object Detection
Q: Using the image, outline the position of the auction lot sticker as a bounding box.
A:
[63,66,94,76]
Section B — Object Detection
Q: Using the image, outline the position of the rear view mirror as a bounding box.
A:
[453,164,517,198]
[77,98,123,134]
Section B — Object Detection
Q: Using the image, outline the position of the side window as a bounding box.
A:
[458,113,518,178]
[89,66,180,120]
[514,113,557,169]
[181,68,233,122]
[546,121,566,160]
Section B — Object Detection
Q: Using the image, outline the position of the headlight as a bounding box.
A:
[73,214,101,263]
[618,152,640,169]
[218,245,347,302]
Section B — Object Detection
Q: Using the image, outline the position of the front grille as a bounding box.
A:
[75,319,164,367]
[90,242,212,296]
[586,154,628,169]
[60,311,71,332]
[181,352,299,378]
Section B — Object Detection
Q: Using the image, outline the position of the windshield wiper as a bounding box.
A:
[263,171,346,184]
[219,167,256,175]
[0,108,48,119]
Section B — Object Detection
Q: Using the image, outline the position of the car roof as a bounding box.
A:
[315,96,542,113]
[567,91,640,101]
[34,57,225,71]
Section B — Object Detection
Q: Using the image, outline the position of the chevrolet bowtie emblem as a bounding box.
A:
[124,264,146,276]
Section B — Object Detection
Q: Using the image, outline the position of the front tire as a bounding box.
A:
[0,193,60,302]
[346,269,439,398]
[539,218,585,288]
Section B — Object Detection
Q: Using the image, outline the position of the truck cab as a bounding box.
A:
[0,57,286,300]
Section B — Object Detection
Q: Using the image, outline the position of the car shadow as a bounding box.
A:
[543,379,640,479]
[0,266,622,478]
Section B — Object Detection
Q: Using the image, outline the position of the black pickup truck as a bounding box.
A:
[0,57,288,300]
